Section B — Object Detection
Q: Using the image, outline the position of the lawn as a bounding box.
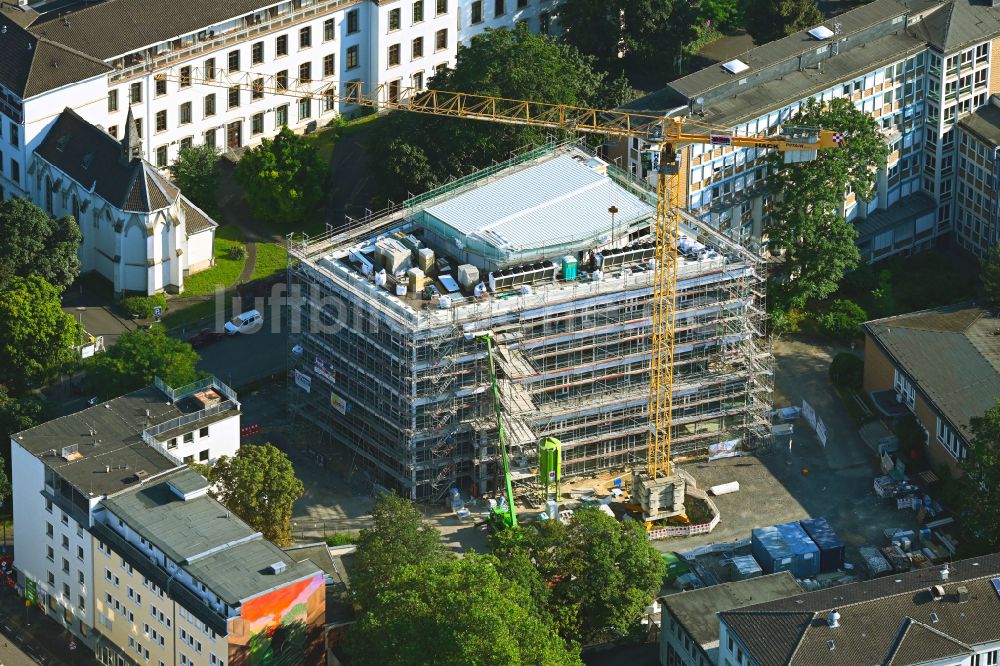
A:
[252,241,289,282]
[180,225,247,297]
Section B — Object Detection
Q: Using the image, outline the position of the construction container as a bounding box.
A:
[376,239,411,273]
[800,517,845,573]
[456,264,480,290]
[539,437,561,496]
[407,267,426,292]
[562,255,578,281]
[752,523,820,578]
[417,247,436,273]
[730,554,763,580]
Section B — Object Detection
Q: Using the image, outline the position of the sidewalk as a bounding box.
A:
[0,586,99,665]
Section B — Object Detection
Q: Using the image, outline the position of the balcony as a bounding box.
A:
[110,0,357,83]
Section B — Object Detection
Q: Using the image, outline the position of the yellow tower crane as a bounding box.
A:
[154,70,845,514]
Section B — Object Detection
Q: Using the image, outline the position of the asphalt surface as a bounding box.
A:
[0,584,98,665]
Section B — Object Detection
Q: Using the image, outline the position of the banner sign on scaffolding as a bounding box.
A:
[313,357,336,385]
[294,370,312,393]
[816,417,828,447]
[708,438,741,461]
[330,391,349,415]
[802,399,817,430]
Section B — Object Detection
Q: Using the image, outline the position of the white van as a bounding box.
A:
[224,309,263,335]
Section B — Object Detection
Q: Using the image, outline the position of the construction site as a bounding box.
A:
[285,141,773,504]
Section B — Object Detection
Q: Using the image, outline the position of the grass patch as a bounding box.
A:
[251,242,289,282]
[160,298,219,330]
[180,225,246,297]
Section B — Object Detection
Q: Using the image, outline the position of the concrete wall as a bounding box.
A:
[158,411,241,466]
[186,228,216,274]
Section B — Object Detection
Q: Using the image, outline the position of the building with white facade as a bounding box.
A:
[9,376,241,649]
[617,0,1000,261]
[718,554,1000,666]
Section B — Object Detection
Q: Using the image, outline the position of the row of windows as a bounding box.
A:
[469,0,532,24]
[387,0,450,30]
[387,29,449,65]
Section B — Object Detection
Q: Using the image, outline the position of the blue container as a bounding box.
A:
[799,517,846,573]
[752,523,821,579]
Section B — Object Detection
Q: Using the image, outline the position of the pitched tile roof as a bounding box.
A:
[908,0,1000,53]
[180,197,218,235]
[34,107,182,213]
[721,553,1000,666]
[0,13,110,98]
[863,304,1000,441]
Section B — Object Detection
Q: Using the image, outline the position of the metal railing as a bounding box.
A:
[154,375,238,403]
[143,399,238,442]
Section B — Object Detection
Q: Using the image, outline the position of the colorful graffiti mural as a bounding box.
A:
[228,573,325,666]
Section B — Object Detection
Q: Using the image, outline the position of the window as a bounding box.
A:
[299,61,312,83]
[252,78,264,100]
[437,0,447,15]
[323,54,335,77]
[46,545,54,562]
[9,160,18,185]
[300,26,312,49]
[539,10,550,34]
[277,70,289,91]
[228,86,240,109]
[63,583,70,597]
[347,9,359,33]
[108,89,119,112]
[62,558,70,574]
[60,512,68,526]
[180,102,192,125]
[228,49,240,73]
[77,545,84,561]
[130,82,143,104]
[276,34,288,57]
[298,97,312,120]
[389,44,401,67]
[412,37,423,59]
[156,146,168,167]
[62,535,69,550]
[46,522,53,537]
[47,571,55,586]
[324,18,335,41]
[412,71,424,89]
[154,77,167,97]
[893,369,915,411]
[494,0,504,17]
[183,455,194,464]
[179,65,192,88]
[389,8,401,30]
[471,0,483,24]
[205,128,217,149]
[199,426,209,438]
[276,104,289,127]
[323,89,337,112]
[435,29,447,51]
[347,45,359,69]
[199,449,210,462]
[252,113,264,135]
[251,41,264,65]
[134,119,143,138]
[204,94,216,117]
[155,110,167,132]
[205,58,216,80]
[937,417,966,460]
[413,0,424,22]
[183,432,194,444]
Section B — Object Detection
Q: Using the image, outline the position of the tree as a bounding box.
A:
[204,443,304,547]
[0,386,45,436]
[744,0,823,45]
[0,198,82,292]
[0,276,82,390]
[818,299,867,340]
[557,0,623,71]
[350,492,445,609]
[766,98,889,315]
[345,553,582,666]
[85,325,201,399]
[982,245,1000,309]
[169,145,221,218]
[235,127,328,225]
[955,400,1000,555]
[490,508,665,645]
[369,26,615,201]
[828,352,863,390]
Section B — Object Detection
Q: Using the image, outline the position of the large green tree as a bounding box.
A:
[491,508,665,644]
[955,400,1000,555]
[203,443,304,546]
[169,145,221,218]
[235,127,328,225]
[981,245,1000,308]
[85,325,201,399]
[369,26,616,202]
[0,276,82,390]
[765,98,889,316]
[345,553,582,666]
[0,198,82,292]
[350,492,445,610]
[744,0,823,45]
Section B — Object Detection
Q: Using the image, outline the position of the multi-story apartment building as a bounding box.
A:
[718,554,1000,666]
[617,0,1000,261]
[955,95,1000,257]
[9,376,241,651]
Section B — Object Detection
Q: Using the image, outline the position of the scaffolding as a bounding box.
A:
[285,142,772,502]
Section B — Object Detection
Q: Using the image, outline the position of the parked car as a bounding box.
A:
[188,328,224,348]
[224,309,263,335]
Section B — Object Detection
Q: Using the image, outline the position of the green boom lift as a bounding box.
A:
[478,334,517,532]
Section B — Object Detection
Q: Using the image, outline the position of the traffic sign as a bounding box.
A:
[25,578,35,603]
[153,306,163,319]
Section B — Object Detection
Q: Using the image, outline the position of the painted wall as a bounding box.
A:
[187,227,216,273]
[227,573,325,666]
[160,411,241,465]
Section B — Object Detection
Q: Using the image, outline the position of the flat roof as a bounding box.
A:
[959,102,1000,148]
[854,192,937,239]
[662,572,804,648]
[422,152,653,254]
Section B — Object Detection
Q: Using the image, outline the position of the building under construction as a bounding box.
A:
[286,142,772,502]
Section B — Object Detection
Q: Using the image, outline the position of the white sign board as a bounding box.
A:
[816,417,828,447]
[294,369,312,393]
[802,399,817,429]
